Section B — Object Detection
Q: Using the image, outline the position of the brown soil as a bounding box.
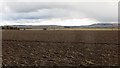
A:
[2,30,119,66]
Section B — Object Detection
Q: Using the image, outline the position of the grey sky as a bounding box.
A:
[0,1,118,26]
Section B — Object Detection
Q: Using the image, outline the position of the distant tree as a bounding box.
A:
[43,28,47,30]
[64,26,70,28]
[2,26,20,30]
[2,26,4,29]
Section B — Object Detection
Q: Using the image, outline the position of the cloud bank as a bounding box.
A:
[0,2,118,26]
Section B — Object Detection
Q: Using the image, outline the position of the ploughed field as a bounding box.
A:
[2,30,119,66]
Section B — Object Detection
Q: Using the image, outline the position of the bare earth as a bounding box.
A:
[2,30,119,66]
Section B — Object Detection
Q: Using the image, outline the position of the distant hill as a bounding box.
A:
[63,23,119,28]
[1,23,119,30]
[87,23,118,28]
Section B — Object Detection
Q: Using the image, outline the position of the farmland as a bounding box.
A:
[2,30,119,66]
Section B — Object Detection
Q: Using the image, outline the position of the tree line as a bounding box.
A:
[1,26,20,30]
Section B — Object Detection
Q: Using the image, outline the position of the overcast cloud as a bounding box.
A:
[0,2,118,26]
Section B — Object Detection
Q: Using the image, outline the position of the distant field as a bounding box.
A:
[2,30,119,66]
[21,28,119,30]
